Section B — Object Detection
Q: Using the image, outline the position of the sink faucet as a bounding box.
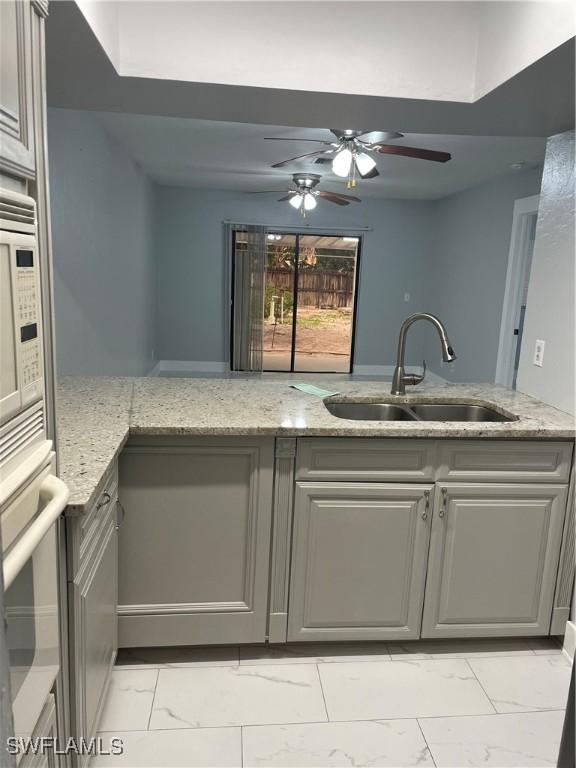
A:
[391,313,457,395]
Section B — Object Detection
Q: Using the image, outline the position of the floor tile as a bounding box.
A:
[420,710,565,767]
[243,719,434,767]
[98,669,158,732]
[92,727,241,767]
[115,645,239,669]
[318,659,494,721]
[148,664,328,729]
[469,655,571,713]
[528,637,563,655]
[388,638,534,660]
[240,643,391,665]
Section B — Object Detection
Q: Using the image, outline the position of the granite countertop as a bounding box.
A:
[57,375,575,512]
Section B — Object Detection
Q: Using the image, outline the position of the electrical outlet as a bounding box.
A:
[533,339,545,367]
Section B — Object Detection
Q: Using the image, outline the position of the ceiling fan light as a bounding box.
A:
[355,152,377,176]
[289,194,303,209]
[304,193,317,211]
[332,148,353,177]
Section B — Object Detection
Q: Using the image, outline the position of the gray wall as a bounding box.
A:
[423,168,543,381]
[47,106,544,380]
[48,108,157,376]
[516,131,575,414]
[155,187,436,368]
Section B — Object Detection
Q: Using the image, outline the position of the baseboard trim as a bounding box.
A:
[150,360,228,376]
[150,360,448,381]
[563,620,576,662]
[353,364,447,383]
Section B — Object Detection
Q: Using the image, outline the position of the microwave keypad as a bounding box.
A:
[17,268,38,324]
[16,266,42,386]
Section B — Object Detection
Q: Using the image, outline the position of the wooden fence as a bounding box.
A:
[266,268,354,309]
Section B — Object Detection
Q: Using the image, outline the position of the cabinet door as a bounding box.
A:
[288,483,434,642]
[0,0,35,178]
[20,694,58,768]
[118,438,274,647]
[69,516,118,765]
[421,483,567,638]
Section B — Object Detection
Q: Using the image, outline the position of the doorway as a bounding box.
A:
[495,195,539,389]
[262,232,360,373]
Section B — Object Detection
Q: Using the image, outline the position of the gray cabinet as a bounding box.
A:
[288,483,434,642]
[0,0,35,179]
[117,437,274,647]
[421,483,568,638]
[20,694,58,768]
[67,468,119,767]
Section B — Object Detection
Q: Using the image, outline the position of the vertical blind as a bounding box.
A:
[228,224,266,371]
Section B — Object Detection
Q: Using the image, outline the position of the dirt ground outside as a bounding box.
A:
[263,307,353,372]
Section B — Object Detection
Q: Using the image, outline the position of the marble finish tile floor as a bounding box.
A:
[94,639,570,767]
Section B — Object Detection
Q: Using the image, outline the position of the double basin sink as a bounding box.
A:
[324,401,516,422]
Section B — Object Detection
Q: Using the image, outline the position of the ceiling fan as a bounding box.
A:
[265,129,452,188]
[247,173,360,216]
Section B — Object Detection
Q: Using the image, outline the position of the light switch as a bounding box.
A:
[533,339,545,367]
[404,292,410,302]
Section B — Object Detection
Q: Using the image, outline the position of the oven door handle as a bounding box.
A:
[3,475,69,589]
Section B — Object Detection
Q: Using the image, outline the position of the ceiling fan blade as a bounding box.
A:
[244,190,287,195]
[272,150,331,168]
[358,131,404,143]
[317,190,361,205]
[264,137,333,145]
[277,193,297,201]
[374,144,451,163]
[359,166,380,180]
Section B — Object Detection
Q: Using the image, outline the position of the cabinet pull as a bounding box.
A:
[116,500,126,530]
[422,490,430,520]
[439,487,447,518]
[96,491,111,511]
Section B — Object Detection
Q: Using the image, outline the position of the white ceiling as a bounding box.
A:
[76,1,574,103]
[93,111,546,200]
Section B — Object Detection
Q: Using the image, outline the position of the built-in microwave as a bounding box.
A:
[0,189,44,428]
[0,189,48,493]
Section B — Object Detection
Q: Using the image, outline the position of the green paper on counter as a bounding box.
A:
[289,383,340,398]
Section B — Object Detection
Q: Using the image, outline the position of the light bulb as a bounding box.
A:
[304,193,317,211]
[332,148,353,177]
[289,194,303,209]
[355,152,377,176]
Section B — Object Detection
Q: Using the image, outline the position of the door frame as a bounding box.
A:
[495,194,540,388]
[230,228,362,374]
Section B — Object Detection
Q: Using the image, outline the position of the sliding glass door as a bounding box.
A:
[263,233,361,373]
[232,230,360,373]
[292,235,359,373]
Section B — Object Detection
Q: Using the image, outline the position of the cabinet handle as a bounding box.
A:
[116,500,126,530]
[96,491,111,510]
[422,490,430,520]
[439,487,447,518]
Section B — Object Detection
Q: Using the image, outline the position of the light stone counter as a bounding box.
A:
[56,377,132,512]
[57,375,575,511]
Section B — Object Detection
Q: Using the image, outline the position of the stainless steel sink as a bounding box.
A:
[324,402,417,421]
[408,403,515,422]
[324,400,516,422]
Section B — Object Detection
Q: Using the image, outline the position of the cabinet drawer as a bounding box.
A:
[296,439,436,482]
[437,441,573,483]
[66,464,118,579]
